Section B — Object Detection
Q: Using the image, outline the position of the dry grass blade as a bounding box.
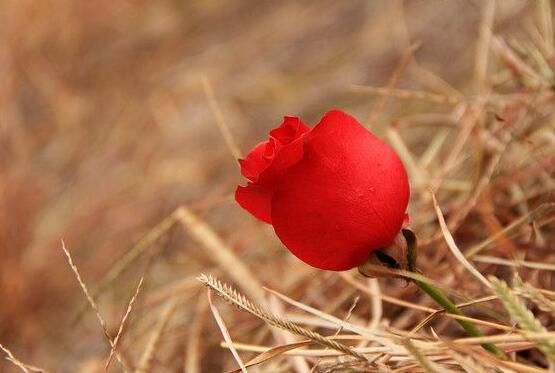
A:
[489,276,555,363]
[492,36,547,87]
[514,276,555,315]
[175,206,266,304]
[438,338,502,373]
[430,192,491,288]
[61,241,131,372]
[221,341,392,357]
[434,99,483,185]
[386,126,428,183]
[201,75,242,160]
[74,211,179,323]
[466,203,553,258]
[448,340,550,373]
[366,42,421,127]
[397,338,445,373]
[336,296,359,336]
[350,85,461,105]
[309,295,361,372]
[444,349,490,373]
[474,0,495,89]
[198,274,369,362]
[264,286,378,339]
[368,279,383,330]
[105,276,144,372]
[135,298,177,373]
[207,290,248,373]
[143,275,200,308]
[221,332,555,357]
[1,344,28,373]
[176,206,308,372]
[539,0,554,56]
[227,341,309,373]
[454,332,555,345]
[473,255,555,272]
[340,272,436,313]
[420,128,451,168]
[0,343,49,373]
[184,295,209,373]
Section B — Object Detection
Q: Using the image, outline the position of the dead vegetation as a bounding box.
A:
[0,1,554,372]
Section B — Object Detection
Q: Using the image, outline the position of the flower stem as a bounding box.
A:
[413,279,506,358]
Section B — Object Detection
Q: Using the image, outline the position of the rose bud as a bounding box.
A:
[235,110,410,271]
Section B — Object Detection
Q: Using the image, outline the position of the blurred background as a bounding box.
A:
[1,0,553,372]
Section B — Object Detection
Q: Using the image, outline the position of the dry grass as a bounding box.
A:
[0,1,554,372]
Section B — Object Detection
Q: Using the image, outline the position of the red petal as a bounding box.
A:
[257,135,306,183]
[239,141,270,182]
[270,116,311,145]
[236,116,312,224]
[238,117,311,184]
[235,183,274,224]
[270,110,410,270]
[259,117,310,182]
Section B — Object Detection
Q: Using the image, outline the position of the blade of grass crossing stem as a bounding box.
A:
[413,279,506,357]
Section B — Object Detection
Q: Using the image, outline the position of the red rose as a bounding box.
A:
[236,110,410,271]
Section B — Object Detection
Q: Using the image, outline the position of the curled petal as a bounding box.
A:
[270,116,311,145]
[257,135,306,183]
[256,116,311,183]
[238,117,311,185]
[239,141,270,182]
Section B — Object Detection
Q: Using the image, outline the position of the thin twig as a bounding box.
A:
[184,295,208,373]
[430,191,491,288]
[202,75,242,160]
[0,344,48,373]
[135,298,177,373]
[366,42,421,127]
[61,240,131,372]
[105,276,144,371]
[207,290,248,373]
[474,0,495,89]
